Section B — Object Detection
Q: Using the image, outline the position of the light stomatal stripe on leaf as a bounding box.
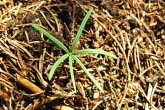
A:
[73,49,118,59]
[30,23,69,53]
[48,54,69,80]
[70,8,93,51]
[71,55,104,93]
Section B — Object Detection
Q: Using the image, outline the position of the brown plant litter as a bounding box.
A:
[0,0,165,110]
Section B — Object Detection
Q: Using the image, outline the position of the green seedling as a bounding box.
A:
[31,8,117,93]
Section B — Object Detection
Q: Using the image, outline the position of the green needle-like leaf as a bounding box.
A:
[71,55,104,93]
[31,23,69,53]
[70,8,93,51]
[69,56,76,92]
[73,49,118,59]
[48,54,69,80]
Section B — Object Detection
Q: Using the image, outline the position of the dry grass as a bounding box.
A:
[0,0,165,110]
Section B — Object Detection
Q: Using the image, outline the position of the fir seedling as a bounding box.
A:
[31,8,117,93]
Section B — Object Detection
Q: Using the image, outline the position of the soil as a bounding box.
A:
[0,0,165,110]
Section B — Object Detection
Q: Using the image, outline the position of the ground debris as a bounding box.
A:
[0,0,164,109]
